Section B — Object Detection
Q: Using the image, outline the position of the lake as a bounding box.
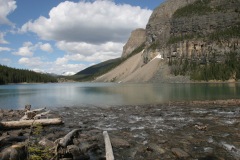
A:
[0,82,239,109]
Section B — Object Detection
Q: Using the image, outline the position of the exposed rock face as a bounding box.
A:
[95,0,240,83]
[146,0,197,46]
[121,28,146,58]
[144,0,240,62]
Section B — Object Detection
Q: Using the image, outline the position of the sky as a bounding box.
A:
[0,0,164,75]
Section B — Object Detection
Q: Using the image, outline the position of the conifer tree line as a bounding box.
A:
[170,52,240,81]
[0,64,57,84]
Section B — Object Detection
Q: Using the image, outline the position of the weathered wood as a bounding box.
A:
[59,129,81,147]
[103,131,114,160]
[20,108,47,120]
[0,118,63,129]
[31,107,46,113]
[34,110,50,119]
[19,114,28,121]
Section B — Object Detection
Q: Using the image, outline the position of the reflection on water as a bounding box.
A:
[0,83,239,109]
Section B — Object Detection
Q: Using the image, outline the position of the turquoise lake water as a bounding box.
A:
[0,82,239,109]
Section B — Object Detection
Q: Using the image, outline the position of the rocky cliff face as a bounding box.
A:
[144,0,240,62]
[146,0,197,46]
[96,0,240,82]
[121,28,146,58]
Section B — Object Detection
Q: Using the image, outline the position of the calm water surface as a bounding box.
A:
[0,83,239,109]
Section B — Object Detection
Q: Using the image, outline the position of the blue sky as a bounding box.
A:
[0,0,164,75]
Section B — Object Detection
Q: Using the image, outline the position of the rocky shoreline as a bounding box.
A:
[0,99,240,160]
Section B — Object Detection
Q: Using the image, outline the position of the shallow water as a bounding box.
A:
[0,82,239,109]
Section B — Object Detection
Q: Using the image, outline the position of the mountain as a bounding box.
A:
[72,58,122,81]
[0,64,57,84]
[86,0,240,82]
[144,0,240,82]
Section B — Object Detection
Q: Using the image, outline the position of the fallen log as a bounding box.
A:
[59,129,81,147]
[103,131,114,160]
[0,118,63,129]
[20,107,47,121]
[34,110,50,119]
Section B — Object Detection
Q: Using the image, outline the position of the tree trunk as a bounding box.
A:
[103,131,114,160]
[59,129,81,147]
[0,118,63,129]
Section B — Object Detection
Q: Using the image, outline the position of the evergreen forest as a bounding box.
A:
[0,65,57,84]
[170,52,240,81]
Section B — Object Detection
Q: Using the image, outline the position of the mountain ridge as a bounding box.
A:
[78,0,240,82]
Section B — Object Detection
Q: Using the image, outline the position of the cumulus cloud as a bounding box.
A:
[21,0,151,44]
[19,0,152,74]
[39,43,53,53]
[13,42,54,56]
[55,41,123,66]
[13,42,34,56]
[18,57,44,67]
[0,46,11,52]
[0,32,8,44]
[0,0,17,25]
[18,56,86,75]
[51,63,86,75]
[56,41,123,58]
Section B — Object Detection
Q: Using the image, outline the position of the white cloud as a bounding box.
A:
[0,32,8,44]
[13,42,34,56]
[0,46,11,52]
[53,63,86,75]
[18,0,152,74]
[0,0,17,25]
[13,42,54,56]
[21,0,151,44]
[56,41,123,63]
[55,57,69,65]
[39,43,53,53]
[18,56,86,75]
[18,57,43,67]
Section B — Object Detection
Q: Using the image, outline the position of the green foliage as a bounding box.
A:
[0,65,57,85]
[28,145,52,160]
[168,25,240,45]
[171,52,240,81]
[148,41,159,50]
[209,26,240,41]
[27,124,53,160]
[167,34,195,44]
[172,0,212,18]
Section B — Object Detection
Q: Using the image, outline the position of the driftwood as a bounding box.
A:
[34,110,50,119]
[103,131,114,160]
[59,129,81,147]
[0,118,63,129]
[20,107,47,120]
[31,107,46,113]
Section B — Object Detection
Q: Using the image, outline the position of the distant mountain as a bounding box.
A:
[0,64,57,84]
[92,0,240,82]
[72,58,122,81]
